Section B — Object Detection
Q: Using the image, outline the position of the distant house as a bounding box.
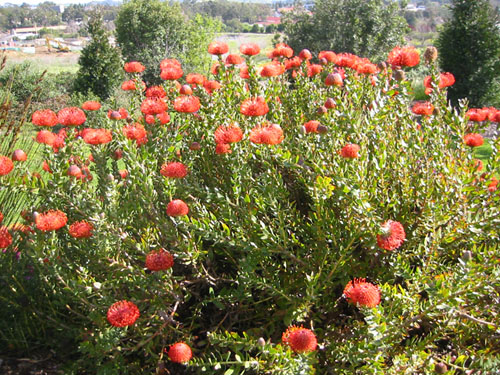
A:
[11,25,67,39]
[256,16,281,27]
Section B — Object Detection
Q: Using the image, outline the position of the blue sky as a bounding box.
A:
[0,0,108,5]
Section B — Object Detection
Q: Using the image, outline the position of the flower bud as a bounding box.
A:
[394,69,406,81]
[424,46,438,64]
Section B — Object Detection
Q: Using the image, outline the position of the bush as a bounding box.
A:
[1,43,499,374]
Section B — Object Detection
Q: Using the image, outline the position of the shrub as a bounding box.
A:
[1,44,499,374]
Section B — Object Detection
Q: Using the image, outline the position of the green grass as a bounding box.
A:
[5,52,80,74]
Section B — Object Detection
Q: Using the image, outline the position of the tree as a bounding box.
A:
[73,10,123,100]
[282,0,409,61]
[115,0,221,85]
[437,0,500,107]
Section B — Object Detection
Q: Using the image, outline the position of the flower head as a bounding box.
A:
[174,96,201,113]
[226,54,244,65]
[168,342,193,363]
[387,46,420,68]
[376,220,405,250]
[124,61,145,73]
[249,124,284,145]
[186,73,206,86]
[282,326,317,353]
[145,86,166,99]
[145,248,174,271]
[466,108,487,122]
[464,133,484,147]
[160,162,188,178]
[423,72,455,94]
[304,120,320,133]
[81,101,101,111]
[108,108,128,120]
[343,278,381,308]
[240,97,269,117]
[214,124,243,144]
[57,107,86,126]
[411,102,434,116]
[107,300,140,327]
[69,221,93,238]
[160,66,183,80]
[0,226,12,249]
[215,143,232,154]
[269,43,293,59]
[35,130,56,146]
[203,80,221,94]
[123,123,147,145]
[318,50,337,63]
[0,156,14,176]
[166,199,189,217]
[81,128,112,145]
[32,109,58,127]
[260,62,285,77]
[340,144,360,158]
[208,41,229,55]
[35,210,68,231]
[141,98,167,115]
[240,43,260,56]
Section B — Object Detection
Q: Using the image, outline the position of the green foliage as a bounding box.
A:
[282,0,409,61]
[115,0,221,84]
[437,0,500,107]
[1,45,500,374]
[73,10,123,100]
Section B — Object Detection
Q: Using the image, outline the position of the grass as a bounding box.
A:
[4,51,80,74]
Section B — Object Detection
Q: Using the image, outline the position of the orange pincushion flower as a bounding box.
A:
[69,221,93,238]
[160,162,188,178]
[107,300,140,327]
[174,96,201,113]
[36,210,68,231]
[121,79,143,91]
[304,120,320,133]
[340,144,360,158]
[299,49,312,60]
[464,133,484,147]
[214,124,243,144]
[0,226,12,249]
[325,73,343,87]
[124,61,145,73]
[166,199,189,217]
[239,65,250,79]
[81,101,101,111]
[57,107,86,126]
[208,41,229,55]
[186,73,206,85]
[284,56,302,70]
[240,43,260,56]
[160,58,181,70]
[215,143,232,154]
[282,326,317,353]
[249,123,284,145]
[0,156,14,176]
[168,342,193,363]
[123,123,147,144]
[141,98,168,115]
[240,97,269,117]
[12,149,27,162]
[32,109,58,127]
[179,85,193,95]
[81,128,112,145]
[377,220,405,250]
[387,46,420,68]
[119,169,128,179]
[318,50,337,63]
[488,177,498,192]
[335,53,358,69]
[203,80,221,94]
[260,62,285,77]
[108,108,128,120]
[412,102,434,116]
[157,112,171,124]
[225,54,244,65]
[160,66,183,80]
[423,72,455,94]
[307,64,323,77]
[343,278,381,308]
[466,108,487,122]
[269,43,293,59]
[0,211,3,224]
[145,248,174,271]
[145,85,166,99]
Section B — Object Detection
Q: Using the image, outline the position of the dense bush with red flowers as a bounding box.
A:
[1,42,499,375]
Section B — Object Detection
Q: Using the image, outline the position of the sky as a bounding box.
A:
[0,0,113,5]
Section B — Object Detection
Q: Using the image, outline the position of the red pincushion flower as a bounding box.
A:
[166,199,189,217]
[356,62,378,75]
[299,49,312,60]
[240,43,260,56]
[119,170,128,179]
[32,109,58,127]
[204,80,221,94]
[225,53,244,65]
[423,72,455,94]
[466,108,487,122]
[12,149,27,162]
[412,102,434,116]
[174,96,201,113]
[343,278,381,308]
[239,65,250,79]
[160,58,181,70]
[160,66,184,80]
[160,162,188,178]
[121,80,139,90]
[0,226,12,249]
[0,156,14,176]
[124,61,145,73]
[214,124,243,144]
[123,123,147,143]
[304,120,320,133]
[157,112,171,125]
[488,177,498,192]
[81,128,112,145]
[269,43,293,59]
[340,144,360,158]
[377,220,406,250]
[168,342,193,363]
[179,85,193,95]
[249,124,284,145]
[57,107,86,126]
[81,101,101,111]
[35,210,68,231]
[307,64,323,77]
[145,248,174,271]
[107,300,140,327]
[0,211,3,224]
[67,165,83,179]
[284,56,302,70]
[208,41,229,55]
[240,97,269,117]
[325,73,343,87]
[318,50,337,63]
[335,53,358,69]
[282,326,317,353]
[215,143,232,154]
[141,98,168,115]
[464,133,484,147]
[69,221,93,238]
[145,86,166,99]
[108,108,128,120]
[387,46,420,68]
[260,62,285,77]
[186,73,206,85]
